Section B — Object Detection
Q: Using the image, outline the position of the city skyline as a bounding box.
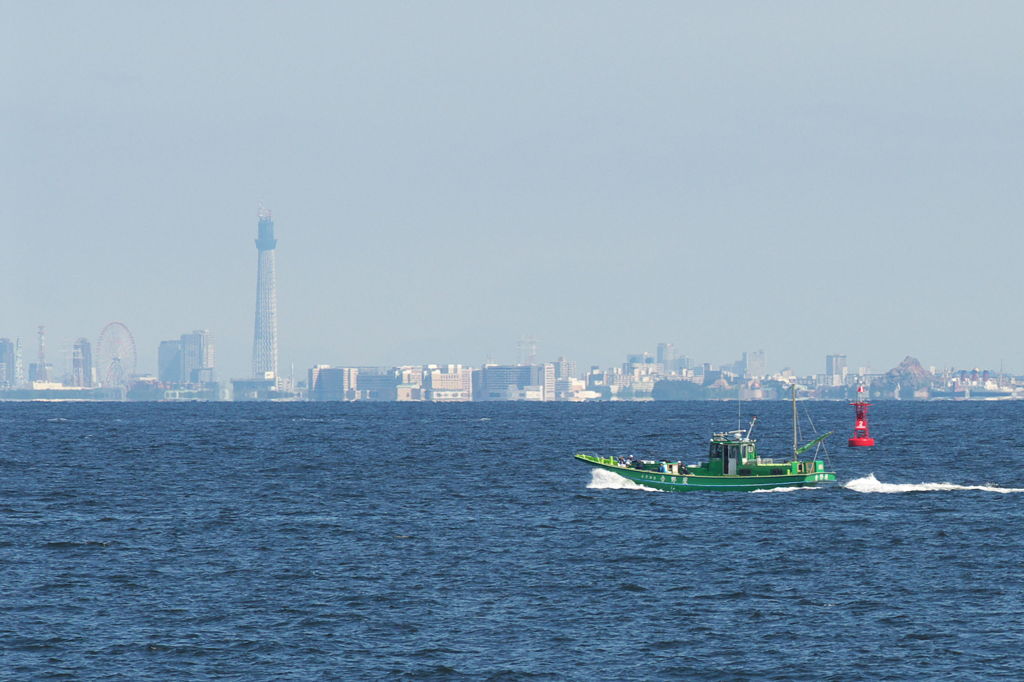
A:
[6,4,1024,379]
[0,198,1013,385]
[1,241,1017,402]
[0,313,1015,389]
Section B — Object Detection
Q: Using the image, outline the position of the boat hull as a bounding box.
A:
[576,455,836,491]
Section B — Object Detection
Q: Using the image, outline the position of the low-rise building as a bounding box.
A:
[308,365,358,401]
[424,364,473,402]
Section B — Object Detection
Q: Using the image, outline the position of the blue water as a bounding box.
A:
[2,401,1023,680]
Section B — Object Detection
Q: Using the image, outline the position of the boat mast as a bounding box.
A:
[791,384,798,458]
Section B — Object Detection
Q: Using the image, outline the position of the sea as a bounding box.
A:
[2,400,1023,680]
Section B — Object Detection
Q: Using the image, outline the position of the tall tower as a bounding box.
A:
[251,208,279,381]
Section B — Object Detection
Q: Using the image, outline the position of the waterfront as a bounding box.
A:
[2,401,1023,679]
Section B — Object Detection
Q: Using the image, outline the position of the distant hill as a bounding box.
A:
[875,355,932,398]
[652,379,707,400]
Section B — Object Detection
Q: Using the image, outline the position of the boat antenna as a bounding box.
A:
[791,384,798,459]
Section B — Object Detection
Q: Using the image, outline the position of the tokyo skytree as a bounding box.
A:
[251,208,278,381]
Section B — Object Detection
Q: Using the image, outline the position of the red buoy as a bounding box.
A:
[848,386,875,447]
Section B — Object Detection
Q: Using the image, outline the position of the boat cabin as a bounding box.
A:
[708,431,758,475]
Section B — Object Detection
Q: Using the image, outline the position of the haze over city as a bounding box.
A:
[5,2,1023,379]
[6,9,1024,679]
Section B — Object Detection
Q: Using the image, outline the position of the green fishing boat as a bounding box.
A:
[576,390,836,492]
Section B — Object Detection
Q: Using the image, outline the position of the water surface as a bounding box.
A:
[2,401,1022,679]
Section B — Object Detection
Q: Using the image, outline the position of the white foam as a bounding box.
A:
[845,473,1024,494]
[586,468,663,492]
[749,485,824,493]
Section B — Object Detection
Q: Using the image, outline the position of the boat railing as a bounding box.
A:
[711,432,753,443]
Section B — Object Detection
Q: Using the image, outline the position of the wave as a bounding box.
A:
[845,473,1024,494]
[586,468,662,492]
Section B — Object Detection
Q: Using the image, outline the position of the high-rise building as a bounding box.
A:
[476,364,554,400]
[14,338,24,387]
[0,338,14,387]
[252,208,279,381]
[28,363,53,383]
[674,355,694,372]
[36,325,47,382]
[356,367,400,401]
[623,353,656,376]
[825,354,847,377]
[70,338,93,387]
[656,342,675,373]
[181,330,214,383]
[553,357,576,380]
[744,350,767,378]
[158,340,183,383]
[825,354,848,386]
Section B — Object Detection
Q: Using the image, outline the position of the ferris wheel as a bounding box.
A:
[95,321,137,387]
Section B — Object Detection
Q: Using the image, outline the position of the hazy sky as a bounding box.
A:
[5,1,1024,379]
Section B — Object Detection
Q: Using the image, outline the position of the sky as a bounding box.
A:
[4,1,1024,380]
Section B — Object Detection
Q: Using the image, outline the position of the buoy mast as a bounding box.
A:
[791,384,798,457]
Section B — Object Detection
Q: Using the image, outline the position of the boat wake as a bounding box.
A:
[749,486,824,494]
[586,468,662,492]
[845,473,1024,494]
